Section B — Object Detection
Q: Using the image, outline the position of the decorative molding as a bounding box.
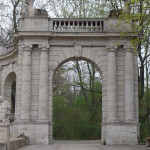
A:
[38,45,49,51]
[106,44,118,52]
[124,43,134,53]
[74,45,82,57]
[23,45,33,52]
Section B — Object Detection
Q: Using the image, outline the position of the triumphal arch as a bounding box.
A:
[0,0,139,145]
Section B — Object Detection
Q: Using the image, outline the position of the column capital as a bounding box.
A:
[38,45,49,51]
[124,44,134,53]
[106,44,117,52]
[124,47,134,53]
[22,45,33,52]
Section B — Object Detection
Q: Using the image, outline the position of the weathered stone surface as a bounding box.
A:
[0,4,139,146]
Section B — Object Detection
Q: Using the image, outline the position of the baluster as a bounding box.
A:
[91,22,94,31]
[67,21,71,30]
[80,22,82,30]
[100,22,102,31]
[88,22,91,31]
[57,21,61,31]
[86,21,89,31]
[62,21,66,30]
[77,21,80,31]
[69,21,71,30]
[54,21,57,30]
[82,22,86,31]
[72,21,75,31]
[70,21,73,31]
[95,22,98,31]
[82,22,85,31]
[97,22,100,31]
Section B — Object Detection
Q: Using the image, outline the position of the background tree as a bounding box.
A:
[53,61,102,140]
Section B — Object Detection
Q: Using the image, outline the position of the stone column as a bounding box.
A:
[49,72,53,144]
[0,66,2,95]
[38,46,49,122]
[107,45,117,122]
[20,46,32,121]
[125,48,135,121]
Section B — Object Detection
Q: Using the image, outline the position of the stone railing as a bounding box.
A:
[52,19,105,32]
[6,43,15,54]
[0,43,15,56]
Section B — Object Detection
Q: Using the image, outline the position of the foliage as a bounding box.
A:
[139,89,150,142]
[53,61,102,140]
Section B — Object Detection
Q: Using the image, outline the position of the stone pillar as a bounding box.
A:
[15,46,23,121]
[38,46,49,122]
[20,46,32,121]
[125,48,135,121]
[107,45,117,122]
[0,66,2,95]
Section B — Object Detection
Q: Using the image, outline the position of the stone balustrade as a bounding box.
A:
[6,44,15,54]
[0,43,15,56]
[52,19,104,31]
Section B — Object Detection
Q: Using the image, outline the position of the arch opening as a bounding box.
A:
[52,59,102,140]
[4,72,16,121]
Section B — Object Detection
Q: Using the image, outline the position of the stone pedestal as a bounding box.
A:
[10,122,49,145]
[0,124,9,143]
[102,122,138,145]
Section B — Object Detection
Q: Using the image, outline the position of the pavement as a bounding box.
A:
[18,141,150,150]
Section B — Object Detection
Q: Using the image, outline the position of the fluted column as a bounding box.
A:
[38,46,49,122]
[107,45,117,122]
[125,47,135,121]
[21,45,32,121]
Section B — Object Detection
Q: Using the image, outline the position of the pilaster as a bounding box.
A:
[20,45,32,121]
[124,47,135,121]
[38,45,49,122]
[0,66,2,95]
[106,44,117,122]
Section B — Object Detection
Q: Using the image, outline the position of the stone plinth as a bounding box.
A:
[0,124,9,143]
[11,122,49,145]
[104,123,138,145]
[0,141,6,150]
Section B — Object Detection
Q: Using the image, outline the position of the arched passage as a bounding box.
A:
[4,72,16,114]
[51,57,103,142]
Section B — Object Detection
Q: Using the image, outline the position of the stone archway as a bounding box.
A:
[51,57,103,141]
[0,3,138,146]
[4,72,16,114]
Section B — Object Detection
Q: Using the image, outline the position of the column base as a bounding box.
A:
[102,122,138,145]
[37,119,49,123]
[10,121,49,145]
[0,124,9,142]
[18,119,31,123]
[125,118,136,123]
